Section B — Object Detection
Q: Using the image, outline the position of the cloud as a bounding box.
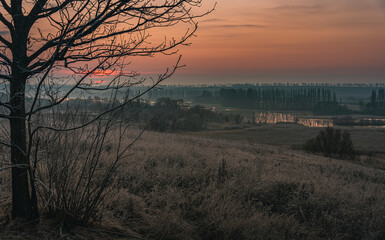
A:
[203,24,267,29]
[220,24,266,28]
[271,4,323,10]
[270,4,324,14]
[341,21,385,27]
[201,18,224,23]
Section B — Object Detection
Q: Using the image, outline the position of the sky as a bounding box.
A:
[132,0,385,85]
[2,0,385,85]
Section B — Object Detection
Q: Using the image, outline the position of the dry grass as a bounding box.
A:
[194,122,385,152]
[1,129,385,239]
[192,123,385,167]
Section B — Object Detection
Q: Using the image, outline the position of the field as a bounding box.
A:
[1,129,385,239]
[192,122,385,153]
[192,122,385,170]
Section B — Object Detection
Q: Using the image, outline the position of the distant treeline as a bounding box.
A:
[363,89,385,115]
[196,88,350,114]
[21,85,382,117]
[44,96,242,132]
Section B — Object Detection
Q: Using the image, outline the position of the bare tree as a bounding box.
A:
[0,0,211,220]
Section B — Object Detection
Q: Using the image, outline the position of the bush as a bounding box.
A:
[147,100,220,132]
[36,117,126,229]
[304,127,356,160]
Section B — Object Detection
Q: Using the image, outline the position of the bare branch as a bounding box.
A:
[27,58,111,115]
[0,11,13,32]
[0,0,11,14]
[37,0,75,18]
[0,140,26,156]
[0,164,30,172]
[25,0,210,75]
[32,55,182,134]
[0,34,11,48]
[0,74,11,81]
[28,0,49,20]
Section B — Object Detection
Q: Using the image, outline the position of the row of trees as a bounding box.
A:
[150,87,208,101]
[150,86,385,116]
[195,88,349,114]
[363,89,385,115]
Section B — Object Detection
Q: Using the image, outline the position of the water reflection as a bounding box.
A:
[254,112,333,128]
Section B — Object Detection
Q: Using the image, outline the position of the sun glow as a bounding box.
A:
[77,69,122,77]
[93,80,105,84]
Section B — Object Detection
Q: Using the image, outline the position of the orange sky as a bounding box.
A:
[3,0,384,85]
[130,0,385,84]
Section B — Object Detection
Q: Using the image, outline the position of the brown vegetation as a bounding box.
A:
[1,129,385,239]
[304,127,357,161]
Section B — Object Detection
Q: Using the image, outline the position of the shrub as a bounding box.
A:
[35,116,128,229]
[304,127,356,160]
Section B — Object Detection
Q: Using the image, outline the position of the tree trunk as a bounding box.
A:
[8,6,39,219]
[9,79,38,219]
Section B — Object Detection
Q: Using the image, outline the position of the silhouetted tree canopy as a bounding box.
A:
[0,0,211,220]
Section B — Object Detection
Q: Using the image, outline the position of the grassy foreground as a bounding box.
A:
[1,129,385,239]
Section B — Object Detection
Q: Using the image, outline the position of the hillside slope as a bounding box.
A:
[1,130,385,239]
